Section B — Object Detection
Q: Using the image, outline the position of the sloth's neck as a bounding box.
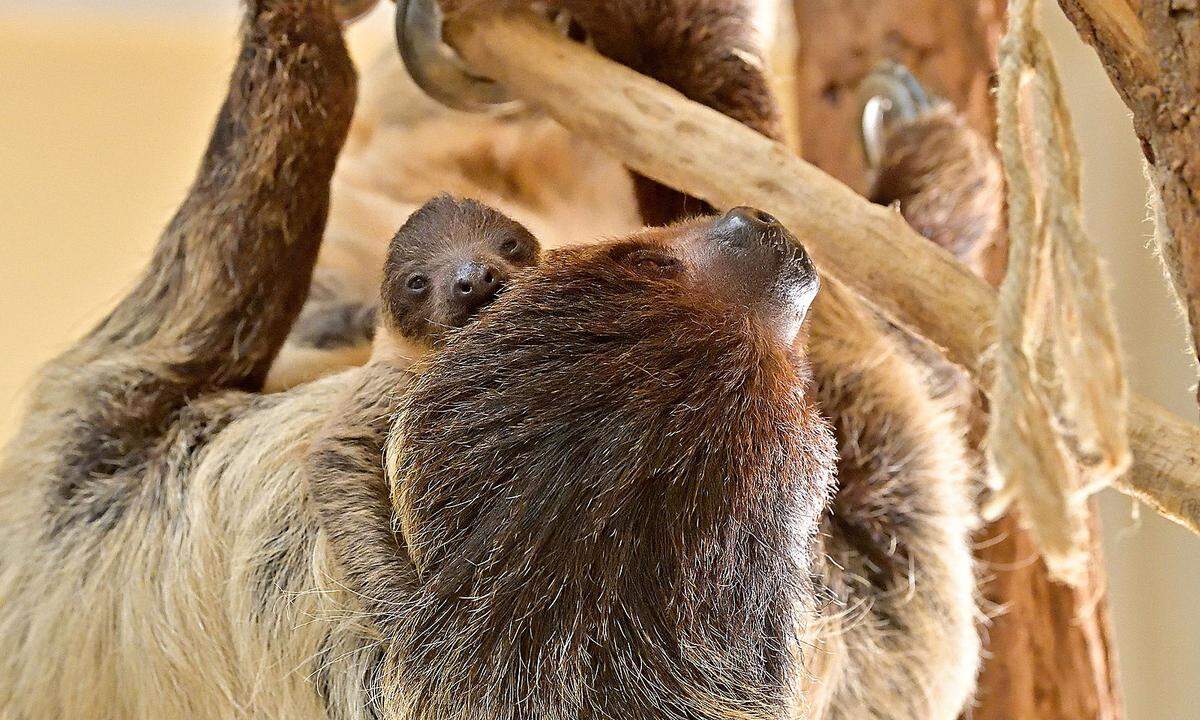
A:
[368,326,427,368]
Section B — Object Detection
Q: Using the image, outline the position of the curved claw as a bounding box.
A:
[858,61,935,170]
[395,0,520,112]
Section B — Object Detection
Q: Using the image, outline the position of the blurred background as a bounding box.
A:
[1,1,1196,716]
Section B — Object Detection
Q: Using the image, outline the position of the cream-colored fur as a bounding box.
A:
[0,374,378,719]
[799,284,978,719]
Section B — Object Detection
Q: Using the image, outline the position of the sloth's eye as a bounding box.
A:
[406,274,429,293]
[500,238,521,255]
[627,250,681,275]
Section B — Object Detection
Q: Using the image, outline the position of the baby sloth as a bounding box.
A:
[289,195,542,369]
[380,194,543,350]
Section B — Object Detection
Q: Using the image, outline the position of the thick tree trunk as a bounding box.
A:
[789,2,1123,718]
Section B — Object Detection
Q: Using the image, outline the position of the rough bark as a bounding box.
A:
[789,2,1122,718]
[1059,0,1200,402]
[973,510,1123,719]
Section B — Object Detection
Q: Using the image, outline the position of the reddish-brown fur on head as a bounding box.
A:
[383,209,834,719]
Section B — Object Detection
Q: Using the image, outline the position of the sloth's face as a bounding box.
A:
[383,195,542,345]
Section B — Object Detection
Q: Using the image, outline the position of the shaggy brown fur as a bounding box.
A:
[0,1,990,718]
[1,1,366,717]
[21,0,356,524]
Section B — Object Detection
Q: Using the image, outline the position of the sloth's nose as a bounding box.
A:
[452,260,506,312]
[708,206,819,337]
[711,206,791,261]
[716,206,784,238]
[711,206,808,271]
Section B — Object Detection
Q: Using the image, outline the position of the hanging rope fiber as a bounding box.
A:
[986,0,1131,586]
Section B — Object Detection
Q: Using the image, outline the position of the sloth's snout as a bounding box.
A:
[451,259,507,315]
[711,206,814,277]
[714,206,785,240]
[708,207,820,336]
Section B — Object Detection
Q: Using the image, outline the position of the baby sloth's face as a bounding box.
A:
[382,195,542,345]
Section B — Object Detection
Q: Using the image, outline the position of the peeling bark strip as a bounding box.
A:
[440,7,1200,536]
[1058,0,1200,404]
[988,0,1131,586]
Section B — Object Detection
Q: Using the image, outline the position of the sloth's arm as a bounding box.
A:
[307,365,419,618]
[802,107,998,719]
[33,1,357,512]
[71,0,356,393]
[868,108,1003,265]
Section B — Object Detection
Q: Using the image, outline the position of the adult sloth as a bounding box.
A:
[0,0,982,718]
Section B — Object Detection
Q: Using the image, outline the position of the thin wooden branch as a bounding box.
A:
[1058,0,1200,403]
[441,8,1200,534]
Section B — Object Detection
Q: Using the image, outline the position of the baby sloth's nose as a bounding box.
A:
[452,260,506,311]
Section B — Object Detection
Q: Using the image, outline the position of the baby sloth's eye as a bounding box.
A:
[406,274,429,293]
[626,249,681,276]
[500,238,521,256]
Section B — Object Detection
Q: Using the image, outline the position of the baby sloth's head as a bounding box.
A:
[381,195,542,346]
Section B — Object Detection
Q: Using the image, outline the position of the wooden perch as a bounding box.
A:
[1057,0,1200,402]
[442,8,1200,535]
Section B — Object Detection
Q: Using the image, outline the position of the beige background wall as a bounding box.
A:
[1,2,1196,716]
